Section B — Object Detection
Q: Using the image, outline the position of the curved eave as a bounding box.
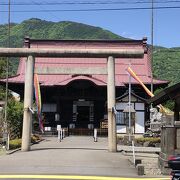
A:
[147,82,180,105]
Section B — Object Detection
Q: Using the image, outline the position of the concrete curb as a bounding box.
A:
[7,148,21,155]
[6,139,44,155]
[118,145,161,153]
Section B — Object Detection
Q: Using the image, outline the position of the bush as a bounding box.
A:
[136,137,161,144]
[9,135,42,150]
[9,139,21,149]
[117,136,161,147]
[135,137,161,147]
[117,135,123,140]
[7,99,23,139]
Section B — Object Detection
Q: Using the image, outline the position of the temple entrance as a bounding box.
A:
[73,100,94,129]
[77,106,89,128]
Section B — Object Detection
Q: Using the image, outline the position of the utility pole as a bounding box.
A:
[151,0,154,94]
[128,62,131,141]
[4,0,11,150]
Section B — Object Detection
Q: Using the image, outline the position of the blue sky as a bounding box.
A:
[0,0,180,48]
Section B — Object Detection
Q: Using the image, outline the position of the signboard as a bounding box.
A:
[150,122,161,132]
[57,125,61,131]
[100,120,108,129]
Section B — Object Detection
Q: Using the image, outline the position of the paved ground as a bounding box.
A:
[0,147,6,155]
[0,136,170,180]
[0,136,138,177]
[0,175,169,180]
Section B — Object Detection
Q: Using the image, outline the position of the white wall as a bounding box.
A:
[135,112,145,133]
[117,125,126,133]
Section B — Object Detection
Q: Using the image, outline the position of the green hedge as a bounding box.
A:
[117,135,161,146]
[9,134,42,150]
[9,139,22,149]
[135,137,160,144]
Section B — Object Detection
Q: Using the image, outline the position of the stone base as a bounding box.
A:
[159,152,171,175]
[123,135,135,145]
[137,164,144,176]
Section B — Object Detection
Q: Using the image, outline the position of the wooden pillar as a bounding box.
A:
[174,98,180,121]
[107,56,117,152]
[21,55,35,151]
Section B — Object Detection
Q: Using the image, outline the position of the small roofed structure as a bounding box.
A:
[115,91,147,134]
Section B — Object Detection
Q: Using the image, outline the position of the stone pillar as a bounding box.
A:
[21,55,35,151]
[107,56,117,152]
[159,126,176,174]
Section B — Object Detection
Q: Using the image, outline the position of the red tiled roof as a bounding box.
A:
[7,39,168,87]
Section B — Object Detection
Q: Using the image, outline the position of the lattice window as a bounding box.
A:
[116,111,125,125]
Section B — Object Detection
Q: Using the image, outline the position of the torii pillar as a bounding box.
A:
[107,56,117,152]
[21,55,35,151]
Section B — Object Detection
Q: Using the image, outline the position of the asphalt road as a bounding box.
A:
[0,136,169,180]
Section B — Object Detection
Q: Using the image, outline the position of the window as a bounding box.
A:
[42,104,57,112]
[116,111,125,125]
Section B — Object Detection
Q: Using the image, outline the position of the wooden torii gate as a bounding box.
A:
[0,48,144,152]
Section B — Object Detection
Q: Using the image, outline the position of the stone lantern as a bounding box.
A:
[123,103,136,134]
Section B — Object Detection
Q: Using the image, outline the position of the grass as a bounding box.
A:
[0,147,6,155]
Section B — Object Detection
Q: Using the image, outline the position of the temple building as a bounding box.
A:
[3,37,168,134]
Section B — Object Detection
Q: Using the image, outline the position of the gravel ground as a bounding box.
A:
[125,152,162,176]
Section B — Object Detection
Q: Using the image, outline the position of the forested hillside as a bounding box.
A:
[0,18,124,48]
[0,18,179,85]
[153,47,180,85]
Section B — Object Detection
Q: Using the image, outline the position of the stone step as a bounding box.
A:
[138,158,161,175]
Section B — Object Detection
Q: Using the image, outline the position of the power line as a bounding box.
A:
[30,0,60,21]
[1,6,180,12]
[1,0,180,5]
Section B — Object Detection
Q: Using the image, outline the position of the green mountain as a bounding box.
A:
[0,18,179,85]
[0,18,124,48]
[153,47,180,85]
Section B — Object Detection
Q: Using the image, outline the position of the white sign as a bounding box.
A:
[47,127,51,131]
[57,125,61,131]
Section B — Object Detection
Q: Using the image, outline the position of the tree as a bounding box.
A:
[0,57,6,100]
[0,57,23,139]
[7,98,23,139]
[154,88,174,111]
[0,57,6,77]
